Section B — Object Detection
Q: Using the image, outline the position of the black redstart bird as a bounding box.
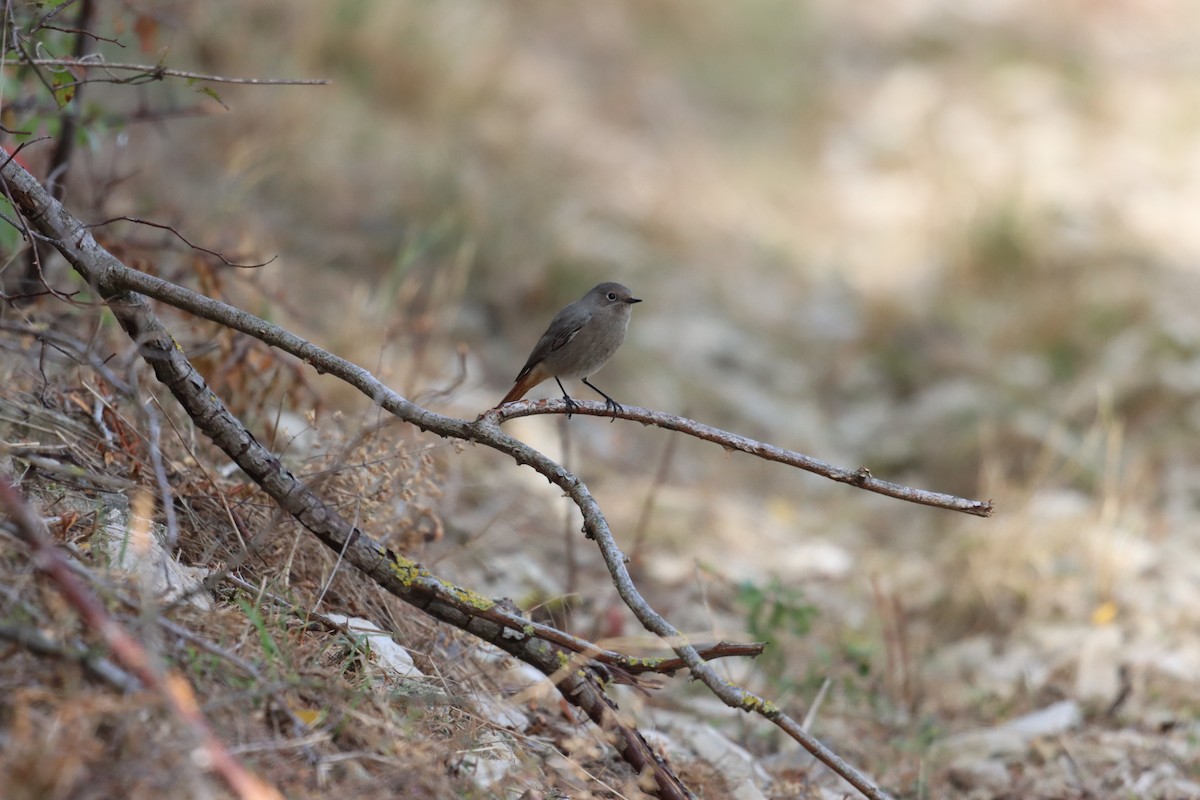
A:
[497,282,641,417]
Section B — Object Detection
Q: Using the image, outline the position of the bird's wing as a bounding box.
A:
[513,305,592,380]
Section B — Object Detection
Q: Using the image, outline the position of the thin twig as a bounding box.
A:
[0,321,131,394]
[2,56,330,85]
[0,137,52,172]
[492,401,994,517]
[51,252,989,520]
[85,216,277,268]
[31,0,81,31]
[44,0,95,204]
[630,428,680,563]
[38,24,123,46]
[144,397,179,550]
[801,677,832,732]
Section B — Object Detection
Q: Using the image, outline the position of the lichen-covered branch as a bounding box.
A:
[1,151,895,800]
[0,155,693,799]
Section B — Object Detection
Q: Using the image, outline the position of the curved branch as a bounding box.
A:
[489,400,994,517]
[0,155,692,798]
[95,243,894,798]
[0,153,896,800]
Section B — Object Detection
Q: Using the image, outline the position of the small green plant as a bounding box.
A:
[736,575,818,689]
[234,595,285,667]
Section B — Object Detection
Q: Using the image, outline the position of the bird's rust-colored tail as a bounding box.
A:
[497,363,551,407]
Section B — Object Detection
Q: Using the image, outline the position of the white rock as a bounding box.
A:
[457,730,519,790]
[730,780,768,800]
[649,710,772,788]
[936,700,1081,759]
[324,614,425,679]
[474,693,531,731]
[1001,700,1081,739]
[94,509,212,610]
[946,758,1011,793]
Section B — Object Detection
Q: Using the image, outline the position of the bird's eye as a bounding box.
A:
[607,292,617,301]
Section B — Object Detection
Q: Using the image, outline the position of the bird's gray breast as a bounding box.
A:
[542,304,631,378]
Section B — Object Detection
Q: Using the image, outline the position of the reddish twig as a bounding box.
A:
[0,476,285,800]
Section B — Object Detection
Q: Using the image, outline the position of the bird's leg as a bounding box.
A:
[554,378,578,418]
[582,377,622,421]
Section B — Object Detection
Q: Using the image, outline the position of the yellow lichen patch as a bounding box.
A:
[626,656,664,670]
[391,554,432,586]
[736,695,780,717]
[445,582,496,611]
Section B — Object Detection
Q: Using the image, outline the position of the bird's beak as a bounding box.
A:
[627,297,642,304]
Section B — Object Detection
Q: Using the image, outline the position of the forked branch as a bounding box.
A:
[0,155,691,797]
[0,150,943,799]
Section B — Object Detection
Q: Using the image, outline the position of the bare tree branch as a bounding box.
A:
[0,151,907,799]
[0,155,696,799]
[2,56,330,85]
[31,0,83,32]
[490,401,994,517]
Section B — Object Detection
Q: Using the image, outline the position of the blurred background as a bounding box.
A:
[11,0,1200,795]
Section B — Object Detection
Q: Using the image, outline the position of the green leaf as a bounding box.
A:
[51,74,76,108]
[196,85,228,110]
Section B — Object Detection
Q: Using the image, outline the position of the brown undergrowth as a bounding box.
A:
[0,308,676,799]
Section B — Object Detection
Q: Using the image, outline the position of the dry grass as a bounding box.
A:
[0,313,646,798]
